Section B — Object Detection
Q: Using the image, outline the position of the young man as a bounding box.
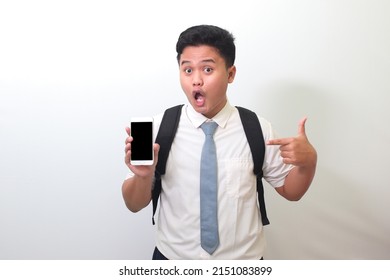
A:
[122,25,317,260]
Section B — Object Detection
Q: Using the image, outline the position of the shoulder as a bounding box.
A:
[234,106,274,141]
[154,104,185,121]
[152,104,186,135]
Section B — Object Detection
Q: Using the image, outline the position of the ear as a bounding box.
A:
[227,65,236,83]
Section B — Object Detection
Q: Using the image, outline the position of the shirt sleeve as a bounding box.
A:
[259,117,294,188]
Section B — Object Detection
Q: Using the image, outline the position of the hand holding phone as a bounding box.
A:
[130,117,154,166]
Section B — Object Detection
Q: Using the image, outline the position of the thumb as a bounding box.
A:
[298,117,307,136]
[153,143,160,165]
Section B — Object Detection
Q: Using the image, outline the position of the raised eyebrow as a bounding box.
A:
[180,59,216,66]
[201,59,216,64]
[180,60,191,66]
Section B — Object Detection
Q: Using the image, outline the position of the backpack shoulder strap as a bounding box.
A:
[236,106,270,225]
[152,104,183,224]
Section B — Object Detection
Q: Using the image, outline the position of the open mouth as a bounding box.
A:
[194,91,205,106]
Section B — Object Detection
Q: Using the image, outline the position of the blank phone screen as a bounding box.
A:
[131,122,153,160]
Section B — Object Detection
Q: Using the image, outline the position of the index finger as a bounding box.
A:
[267,138,291,146]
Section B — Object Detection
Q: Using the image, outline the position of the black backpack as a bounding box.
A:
[152,105,270,226]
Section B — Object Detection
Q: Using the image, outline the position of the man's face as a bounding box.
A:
[179,45,236,119]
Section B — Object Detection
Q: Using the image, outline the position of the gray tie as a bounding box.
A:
[200,121,219,254]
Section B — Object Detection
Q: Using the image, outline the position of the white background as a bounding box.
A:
[1,0,389,259]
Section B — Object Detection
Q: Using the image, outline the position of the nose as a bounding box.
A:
[192,71,203,86]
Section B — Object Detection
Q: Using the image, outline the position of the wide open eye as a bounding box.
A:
[204,67,213,74]
[184,68,192,74]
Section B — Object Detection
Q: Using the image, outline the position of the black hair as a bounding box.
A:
[176,25,236,68]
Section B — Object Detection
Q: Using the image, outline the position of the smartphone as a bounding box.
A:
[130,117,154,165]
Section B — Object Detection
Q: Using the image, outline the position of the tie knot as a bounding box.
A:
[201,121,218,136]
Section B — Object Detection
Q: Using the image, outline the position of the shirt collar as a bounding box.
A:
[185,101,234,129]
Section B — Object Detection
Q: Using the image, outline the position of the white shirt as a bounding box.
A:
[128,102,293,259]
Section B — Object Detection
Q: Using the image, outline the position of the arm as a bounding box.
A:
[122,127,160,212]
[267,117,317,201]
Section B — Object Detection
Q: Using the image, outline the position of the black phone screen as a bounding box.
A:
[131,122,153,161]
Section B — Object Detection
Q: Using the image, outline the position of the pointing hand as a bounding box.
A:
[267,117,317,167]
